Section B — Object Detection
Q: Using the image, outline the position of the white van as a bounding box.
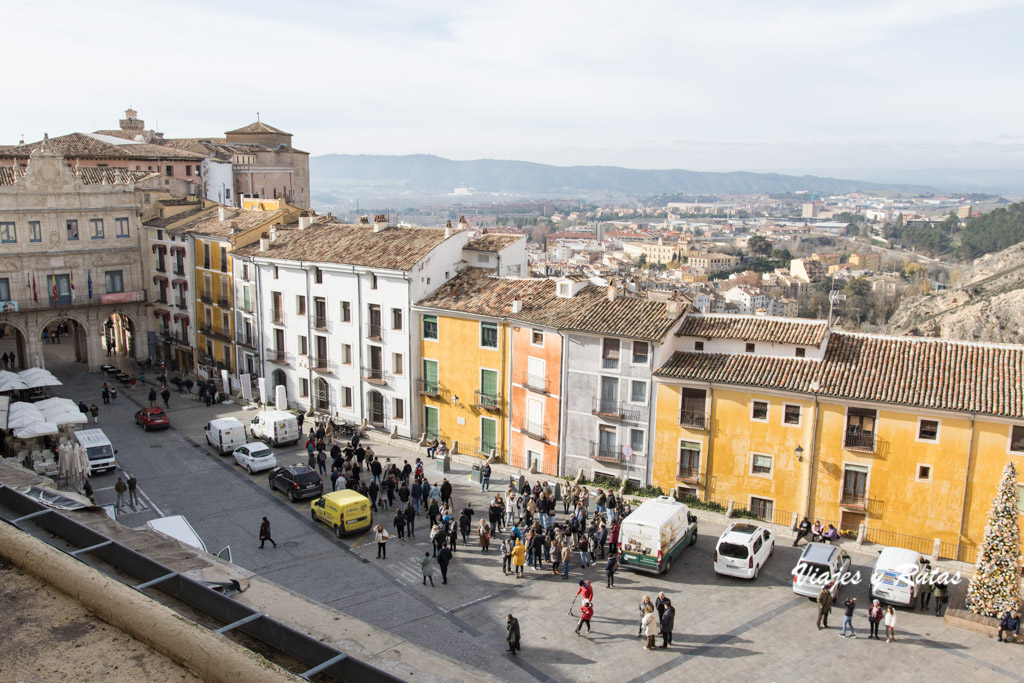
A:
[618,496,698,574]
[147,515,207,553]
[205,417,247,455]
[249,410,299,446]
[870,547,927,606]
[714,523,775,579]
[74,429,117,475]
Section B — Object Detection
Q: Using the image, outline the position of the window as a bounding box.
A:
[220,247,227,273]
[296,295,306,316]
[298,335,308,356]
[630,429,644,455]
[203,243,211,269]
[917,465,932,482]
[783,404,801,426]
[165,165,174,177]
[392,308,403,331]
[842,465,868,506]
[1011,425,1024,453]
[477,254,489,263]
[273,265,279,279]
[67,220,80,240]
[225,188,231,201]
[845,408,877,450]
[602,338,620,369]
[393,352,403,374]
[341,301,351,322]
[752,453,773,476]
[751,400,769,421]
[558,283,569,296]
[104,270,124,294]
[48,274,71,304]
[0,278,9,301]
[480,321,498,348]
[694,341,704,351]
[300,378,309,398]
[918,419,939,442]
[632,341,649,365]
[185,164,192,177]
[630,380,647,404]
[745,342,756,353]
[480,417,497,453]
[341,344,352,365]
[424,406,440,439]
[596,424,617,460]
[678,440,700,479]
[394,398,405,421]
[531,329,544,346]
[795,347,806,358]
[314,267,322,284]
[0,222,15,243]
[29,221,41,242]
[423,314,438,340]
[90,219,104,239]
[370,273,378,290]
[342,386,353,409]
[113,217,129,238]
[750,497,773,520]
[422,359,439,395]
[680,387,707,429]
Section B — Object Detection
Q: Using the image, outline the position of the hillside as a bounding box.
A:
[887,241,1024,344]
[310,154,924,199]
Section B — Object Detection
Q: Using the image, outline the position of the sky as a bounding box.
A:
[4,0,1024,173]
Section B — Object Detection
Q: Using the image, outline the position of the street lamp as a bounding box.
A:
[795,445,804,462]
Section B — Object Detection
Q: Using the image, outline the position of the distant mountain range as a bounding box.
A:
[310,154,926,202]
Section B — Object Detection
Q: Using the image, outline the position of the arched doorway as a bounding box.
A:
[0,322,27,370]
[39,317,87,368]
[314,378,332,413]
[367,390,385,427]
[271,369,287,396]
[103,313,136,360]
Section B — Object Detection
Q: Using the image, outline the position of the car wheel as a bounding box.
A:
[289,490,298,503]
[142,422,148,432]
[311,509,318,522]
[247,465,254,475]
[334,524,343,538]
[268,479,276,491]
[769,542,775,557]
[753,564,759,580]
[689,531,697,546]
[662,558,671,574]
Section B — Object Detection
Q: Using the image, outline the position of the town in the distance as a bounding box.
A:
[0,109,1021,682]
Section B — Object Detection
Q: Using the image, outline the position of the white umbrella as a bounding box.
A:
[8,402,44,428]
[35,397,76,410]
[13,422,59,438]
[44,410,88,426]
[75,444,90,480]
[0,371,28,392]
[19,368,62,388]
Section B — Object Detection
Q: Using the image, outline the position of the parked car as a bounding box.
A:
[792,542,852,599]
[232,442,278,474]
[714,522,775,579]
[205,417,246,455]
[249,410,300,446]
[134,407,170,431]
[268,465,323,502]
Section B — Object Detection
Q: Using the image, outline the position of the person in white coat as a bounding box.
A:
[641,605,658,650]
[374,524,390,560]
[884,606,897,642]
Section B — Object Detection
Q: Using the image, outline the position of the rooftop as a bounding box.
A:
[677,314,829,347]
[464,234,524,253]
[225,121,291,136]
[0,133,205,161]
[0,164,156,187]
[163,207,292,238]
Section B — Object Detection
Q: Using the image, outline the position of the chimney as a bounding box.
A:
[607,282,618,302]
[666,296,684,316]
[359,216,370,225]
[511,295,523,314]
[269,226,278,241]
[373,214,387,233]
[230,221,239,235]
[445,220,453,239]
[298,215,314,230]
[218,206,226,222]
[259,238,268,252]
[458,216,468,229]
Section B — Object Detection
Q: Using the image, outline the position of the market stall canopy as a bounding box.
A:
[13,422,59,438]
[0,371,28,392]
[8,402,45,429]
[18,368,62,388]
[42,409,88,426]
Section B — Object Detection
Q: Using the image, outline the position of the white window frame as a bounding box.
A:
[393,352,403,375]
[341,343,352,366]
[915,463,932,482]
[629,379,648,405]
[393,397,405,422]
[423,405,440,438]
[631,340,650,366]
[526,448,541,471]
[750,399,769,423]
[751,452,773,478]
[782,403,802,427]
[422,314,439,342]
[479,321,499,350]
[1007,424,1024,455]
[916,417,941,444]
[480,415,499,450]
[530,329,544,347]
[629,428,645,456]
[678,439,701,477]
[342,386,353,409]
[340,300,351,323]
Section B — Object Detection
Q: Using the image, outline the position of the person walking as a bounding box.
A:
[793,517,811,546]
[421,552,435,587]
[404,502,417,538]
[127,474,139,506]
[551,541,564,576]
[110,386,118,405]
[440,478,453,507]
[575,601,593,636]
[817,586,833,629]
[506,614,521,656]
[933,580,949,617]
[840,597,857,638]
[114,476,127,508]
[868,599,884,639]
[259,517,277,548]
[578,533,591,568]
[659,599,675,648]
[478,519,491,552]
[919,566,934,610]
[374,524,390,559]
[605,553,618,588]
[512,539,527,578]
[502,537,514,576]
[884,606,898,642]
[101,385,110,405]
[161,387,171,408]
[638,595,654,637]
[641,605,658,651]
[89,403,99,423]
[394,510,407,539]
[437,543,453,584]
[148,387,157,407]
[480,462,491,492]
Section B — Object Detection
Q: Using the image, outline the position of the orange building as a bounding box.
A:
[509,322,562,475]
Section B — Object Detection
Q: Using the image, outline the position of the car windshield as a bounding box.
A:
[149,410,166,418]
[295,471,320,485]
[86,445,113,461]
[250,447,272,459]
[718,542,749,559]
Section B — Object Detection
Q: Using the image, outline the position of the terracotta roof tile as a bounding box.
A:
[0,133,205,161]
[0,165,155,186]
[656,332,1024,419]
[167,207,292,238]
[225,121,290,136]
[464,234,524,252]
[677,313,829,346]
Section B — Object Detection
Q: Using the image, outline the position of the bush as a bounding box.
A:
[681,495,727,514]
[624,482,664,498]
[592,473,623,490]
[730,507,762,521]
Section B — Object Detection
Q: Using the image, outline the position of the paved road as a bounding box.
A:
[38,344,1020,683]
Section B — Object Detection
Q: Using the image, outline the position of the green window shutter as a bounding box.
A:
[424,406,439,439]
[481,418,496,451]
[423,360,438,384]
[481,369,497,397]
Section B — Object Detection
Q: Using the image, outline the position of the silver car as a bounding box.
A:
[791,542,852,599]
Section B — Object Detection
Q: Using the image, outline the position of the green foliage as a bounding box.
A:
[623,482,665,497]
[747,235,773,259]
[883,221,952,257]
[680,495,727,514]
[772,248,792,261]
[730,507,762,521]
[966,462,1023,617]
[959,203,1024,260]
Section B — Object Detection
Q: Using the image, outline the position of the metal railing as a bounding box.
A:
[679,410,707,430]
[863,527,934,556]
[312,316,329,331]
[591,398,642,422]
[366,323,383,340]
[200,325,231,342]
[217,297,230,308]
[474,438,499,458]
[474,390,501,410]
[310,357,336,374]
[361,366,391,383]
[843,430,875,451]
[522,420,545,440]
[524,374,547,393]
[676,466,701,482]
[172,266,186,276]
[174,299,188,310]
[198,292,213,304]
[839,492,867,509]
[417,379,440,396]
[238,300,253,312]
[236,334,257,349]
[271,310,285,325]
[590,442,624,463]
[266,348,290,364]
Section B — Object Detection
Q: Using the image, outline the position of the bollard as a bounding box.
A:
[452,440,460,456]
[391,426,398,439]
[791,512,800,531]
[418,431,428,447]
[725,500,734,518]
[857,523,866,545]
[933,538,942,560]
[435,455,451,474]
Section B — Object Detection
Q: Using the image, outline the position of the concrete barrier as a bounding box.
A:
[0,523,300,683]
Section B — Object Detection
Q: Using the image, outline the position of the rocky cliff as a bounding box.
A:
[886,241,1024,344]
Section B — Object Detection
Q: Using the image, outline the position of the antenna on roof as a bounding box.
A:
[257,112,260,122]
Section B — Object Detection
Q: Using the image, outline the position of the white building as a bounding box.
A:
[724,286,768,314]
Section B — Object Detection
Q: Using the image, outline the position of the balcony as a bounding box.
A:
[524,374,547,394]
[310,357,336,374]
[198,291,213,304]
[200,325,231,343]
[474,390,501,411]
[312,316,329,331]
[521,419,545,441]
[155,264,167,274]
[238,300,253,313]
[361,366,391,385]
[155,296,169,304]
[217,297,230,308]
[417,379,440,396]
[590,442,624,463]
[173,266,186,276]
[474,438,500,458]
[843,430,875,452]
[271,310,286,325]
[677,466,701,482]
[174,299,188,310]
[365,323,383,341]
[592,398,641,422]
[840,492,867,510]
[236,334,257,349]
[679,410,708,430]
[266,348,291,365]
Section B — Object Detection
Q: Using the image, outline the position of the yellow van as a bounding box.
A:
[310,490,372,537]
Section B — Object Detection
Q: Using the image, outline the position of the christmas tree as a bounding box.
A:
[965,462,1022,618]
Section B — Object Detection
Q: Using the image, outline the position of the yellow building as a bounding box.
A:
[652,314,1024,563]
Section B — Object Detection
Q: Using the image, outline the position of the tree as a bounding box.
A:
[965,462,1023,618]
[638,253,648,268]
[748,235,773,260]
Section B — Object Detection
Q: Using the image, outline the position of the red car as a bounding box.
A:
[135,407,170,431]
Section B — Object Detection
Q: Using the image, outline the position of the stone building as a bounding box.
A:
[0,145,155,371]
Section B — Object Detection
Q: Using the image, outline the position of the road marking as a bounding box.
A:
[137,487,164,517]
[440,592,497,614]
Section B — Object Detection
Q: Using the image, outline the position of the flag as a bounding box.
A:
[32,274,37,303]
[70,272,75,302]
[88,270,93,300]
[51,275,57,304]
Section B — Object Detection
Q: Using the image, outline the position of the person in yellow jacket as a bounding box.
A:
[511,539,527,578]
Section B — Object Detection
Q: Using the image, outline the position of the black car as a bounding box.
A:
[268,465,323,502]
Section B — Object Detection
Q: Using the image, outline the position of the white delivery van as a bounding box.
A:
[74,429,117,475]
[870,547,927,606]
[205,417,247,455]
[249,410,300,446]
[618,495,698,574]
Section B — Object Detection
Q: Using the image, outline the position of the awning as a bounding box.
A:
[153,275,169,285]
[173,313,190,322]
[153,309,171,319]
[151,244,167,254]
[172,279,188,290]
[170,246,187,255]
